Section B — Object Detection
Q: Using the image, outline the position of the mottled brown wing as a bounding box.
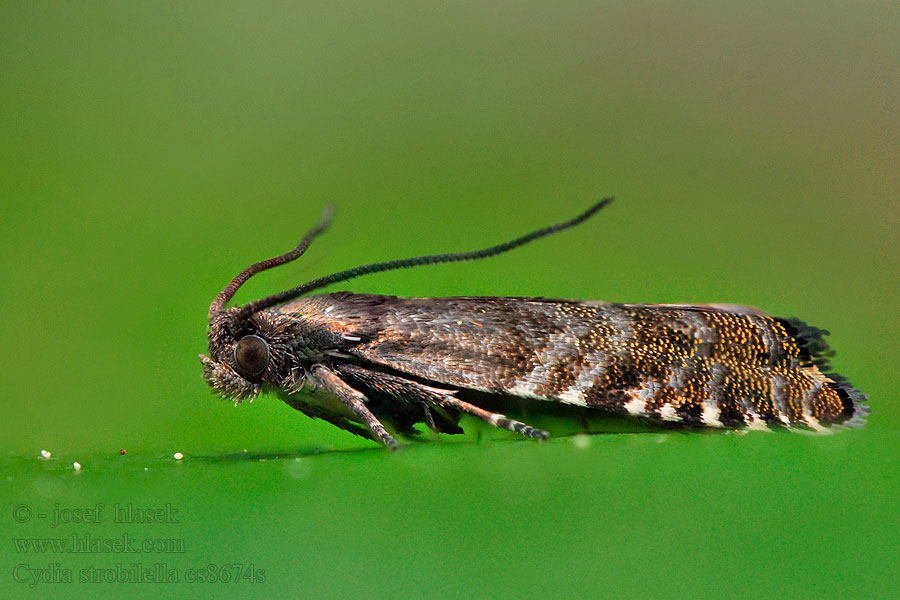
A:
[288,293,868,430]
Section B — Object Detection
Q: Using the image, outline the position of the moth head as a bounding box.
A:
[200,307,302,402]
[200,309,267,402]
[199,208,337,403]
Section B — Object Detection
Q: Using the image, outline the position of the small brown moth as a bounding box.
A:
[200,199,868,449]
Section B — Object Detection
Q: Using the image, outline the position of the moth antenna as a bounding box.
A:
[233,197,614,322]
[209,205,334,318]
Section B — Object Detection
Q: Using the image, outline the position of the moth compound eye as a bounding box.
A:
[233,335,270,378]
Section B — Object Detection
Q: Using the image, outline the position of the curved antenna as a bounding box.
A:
[208,205,334,317]
[232,197,614,323]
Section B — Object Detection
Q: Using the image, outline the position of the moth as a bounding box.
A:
[200,198,868,449]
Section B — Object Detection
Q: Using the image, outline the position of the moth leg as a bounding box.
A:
[437,395,549,441]
[577,408,591,433]
[333,363,462,434]
[309,365,399,450]
[335,364,548,441]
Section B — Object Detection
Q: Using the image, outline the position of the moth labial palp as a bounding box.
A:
[199,197,869,450]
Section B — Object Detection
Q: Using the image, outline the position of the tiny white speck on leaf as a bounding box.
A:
[73,462,82,471]
[286,457,311,480]
[173,452,184,460]
[40,450,51,459]
[571,434,591,449]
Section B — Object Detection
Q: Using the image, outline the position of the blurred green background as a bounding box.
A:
[2,2,898,598]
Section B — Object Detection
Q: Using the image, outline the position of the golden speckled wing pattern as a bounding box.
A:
[279,293,868,430]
